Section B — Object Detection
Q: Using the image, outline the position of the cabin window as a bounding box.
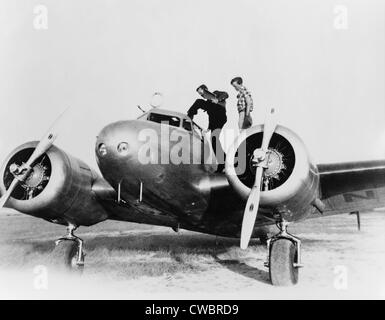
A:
[182,119,192,131]
[148,113,180,127]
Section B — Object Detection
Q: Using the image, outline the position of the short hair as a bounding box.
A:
[231,77,243,85]
[196,84,208,92]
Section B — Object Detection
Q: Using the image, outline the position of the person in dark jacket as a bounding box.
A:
[187,84,228,172]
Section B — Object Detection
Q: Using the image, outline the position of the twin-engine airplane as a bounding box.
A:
[1,107,384,286]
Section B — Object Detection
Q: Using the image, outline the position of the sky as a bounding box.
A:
[0,0,384,172]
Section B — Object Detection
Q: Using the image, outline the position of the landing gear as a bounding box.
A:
[259,234,268,246]
[52,224,85,274]
[265,221,303,286]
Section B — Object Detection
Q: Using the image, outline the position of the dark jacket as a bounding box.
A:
[187,90,228,130]
[212,90,229,108]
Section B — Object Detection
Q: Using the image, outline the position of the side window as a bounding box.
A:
[182,119,192,131]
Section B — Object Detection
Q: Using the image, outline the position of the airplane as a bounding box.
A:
[0,106,384,286]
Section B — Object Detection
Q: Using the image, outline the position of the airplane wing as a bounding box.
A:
[318,160,385,215]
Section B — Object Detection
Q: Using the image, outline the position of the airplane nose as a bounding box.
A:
[95,119,160,198]
[95,120,140,160]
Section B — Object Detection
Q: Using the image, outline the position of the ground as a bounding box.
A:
[0,208,384,299]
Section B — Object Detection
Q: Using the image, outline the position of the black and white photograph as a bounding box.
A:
[0,0,384,302]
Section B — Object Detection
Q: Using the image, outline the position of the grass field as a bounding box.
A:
[0,208,385,299]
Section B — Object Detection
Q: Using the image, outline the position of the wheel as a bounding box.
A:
[51,240,85,274]
[269,238,298,286]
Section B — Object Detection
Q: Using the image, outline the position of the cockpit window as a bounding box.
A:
[148,113,180,127]
[182,119,192,131]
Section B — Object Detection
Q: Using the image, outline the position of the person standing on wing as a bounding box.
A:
[230,77,253,130]
[187,84,228,172]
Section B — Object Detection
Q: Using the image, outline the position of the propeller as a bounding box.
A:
[0,108,69,209]
[240,108,277,250]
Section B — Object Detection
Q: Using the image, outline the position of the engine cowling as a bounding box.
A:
[0,141,111,226]
[225,125,320,221]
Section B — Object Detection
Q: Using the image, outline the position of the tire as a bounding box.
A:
[269,238,298,286]
[51,240,84,275]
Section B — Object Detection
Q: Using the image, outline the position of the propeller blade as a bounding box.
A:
[261,108,277,151]
[0,178,19,209]
[25,107,69,167]
[240,166,263,249]
[0,107,69,209]
[239,108,278,250]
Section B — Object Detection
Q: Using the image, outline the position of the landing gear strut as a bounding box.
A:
[265,220,303,286]
[52,224,85,274]
[259,234,269,246]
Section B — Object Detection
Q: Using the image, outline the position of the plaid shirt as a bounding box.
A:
[236,86,253,113]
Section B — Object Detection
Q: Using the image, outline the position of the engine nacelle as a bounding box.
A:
[0,141,111,226]
[225,125,320,221]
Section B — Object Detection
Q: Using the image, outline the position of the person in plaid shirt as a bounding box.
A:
[230,77,253,130]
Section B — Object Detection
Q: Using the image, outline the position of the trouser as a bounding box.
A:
[211,126,226,172]
[238,110,253,130]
